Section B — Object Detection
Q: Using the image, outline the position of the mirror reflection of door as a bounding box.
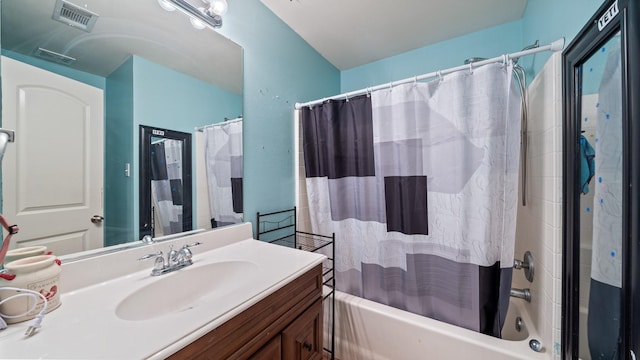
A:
[1,56,104,256]
[139,126,192,239]
[578,32,622,360]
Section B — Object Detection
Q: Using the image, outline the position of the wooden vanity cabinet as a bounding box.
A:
[249,335,282,360]
[168,264,323,360]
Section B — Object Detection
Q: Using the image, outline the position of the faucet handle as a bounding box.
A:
[138,251,163,261]
[179,242,201,264]
[138,251,166,273]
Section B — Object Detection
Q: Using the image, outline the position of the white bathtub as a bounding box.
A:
[329,291,547,360]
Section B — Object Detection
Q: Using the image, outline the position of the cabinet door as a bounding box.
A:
[249,334,282,360]
[282,299,323,360]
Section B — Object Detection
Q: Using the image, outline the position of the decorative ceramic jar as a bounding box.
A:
[0,255,61,324]
[3,246,47,264]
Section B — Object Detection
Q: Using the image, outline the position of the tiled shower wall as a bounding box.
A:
[295,52,564,358]
[513,51,563,359]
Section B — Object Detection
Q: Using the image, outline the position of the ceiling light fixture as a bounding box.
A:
[161,0,227,29]
[207,0,228,16]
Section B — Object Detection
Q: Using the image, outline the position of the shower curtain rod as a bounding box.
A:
[195,116,243,132]
[294,38,565,110]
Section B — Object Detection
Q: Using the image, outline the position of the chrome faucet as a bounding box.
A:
[138,242,201,276]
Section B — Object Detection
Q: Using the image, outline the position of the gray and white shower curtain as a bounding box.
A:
[204,120,243,228]
[151,139,184,236]
[301,63,521,337]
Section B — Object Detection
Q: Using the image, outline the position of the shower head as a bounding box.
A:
[513,40,540,64]
[463,57,487,65]
[521,40,541,52]
[463,40,541,66]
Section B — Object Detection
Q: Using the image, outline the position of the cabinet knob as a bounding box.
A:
[303,342,313,351]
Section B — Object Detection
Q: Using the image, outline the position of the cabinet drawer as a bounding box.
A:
[282,299,323,360]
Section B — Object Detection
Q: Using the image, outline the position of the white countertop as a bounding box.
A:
[0,223,326,359]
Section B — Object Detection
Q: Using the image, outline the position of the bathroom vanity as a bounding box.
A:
[169,264,323,359]
[0,223,325,359]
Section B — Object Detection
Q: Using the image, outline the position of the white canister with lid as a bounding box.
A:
[3,245,47,264]
[0,254,62,324]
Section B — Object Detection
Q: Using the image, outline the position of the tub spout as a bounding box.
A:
[510,288,531,302]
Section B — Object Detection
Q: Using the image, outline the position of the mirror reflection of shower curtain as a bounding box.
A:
[204,120,243,228]
[150,139,184,236]
[587,39,622,360]
[301,63,521,337]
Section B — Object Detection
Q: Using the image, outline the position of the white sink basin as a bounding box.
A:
[115,260,259,321]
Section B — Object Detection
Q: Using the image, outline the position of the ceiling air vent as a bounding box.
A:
[34,48,77,66]
[52,0,99,32]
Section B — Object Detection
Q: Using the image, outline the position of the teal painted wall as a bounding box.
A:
[217,1,341,231]
[341,0,605,95]
[131,55,242,240]
[104,57,135,247]
[341,20,524,92]
[132,56,242,134]
[520,0,603,77]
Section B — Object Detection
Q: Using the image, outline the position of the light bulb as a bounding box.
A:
[209,0,228,16]
[189,9,206,30]
[157,0,176,12]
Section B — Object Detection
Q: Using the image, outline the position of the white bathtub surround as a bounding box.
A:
[514,51,563,359]
[332,291,546,360]
[0,223,325,359]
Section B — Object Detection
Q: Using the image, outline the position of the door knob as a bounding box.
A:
[91,215,104,224]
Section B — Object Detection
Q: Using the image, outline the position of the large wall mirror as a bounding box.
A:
[562,0,640,358]
[0,0,243,258]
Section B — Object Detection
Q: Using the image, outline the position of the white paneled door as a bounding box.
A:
[1,56,104,255]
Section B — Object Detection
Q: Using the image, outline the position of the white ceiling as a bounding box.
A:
[2,0,243,94]
[260,0,528,70]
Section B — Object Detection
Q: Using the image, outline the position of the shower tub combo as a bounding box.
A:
[331,291,545,360]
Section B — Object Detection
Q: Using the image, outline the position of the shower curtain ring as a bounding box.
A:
[502,54,508,66]
[366,87,371,97]
[389,81,393,91]
[437,70,443,82]
[468,63,473,74]
[413,76,418,87]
